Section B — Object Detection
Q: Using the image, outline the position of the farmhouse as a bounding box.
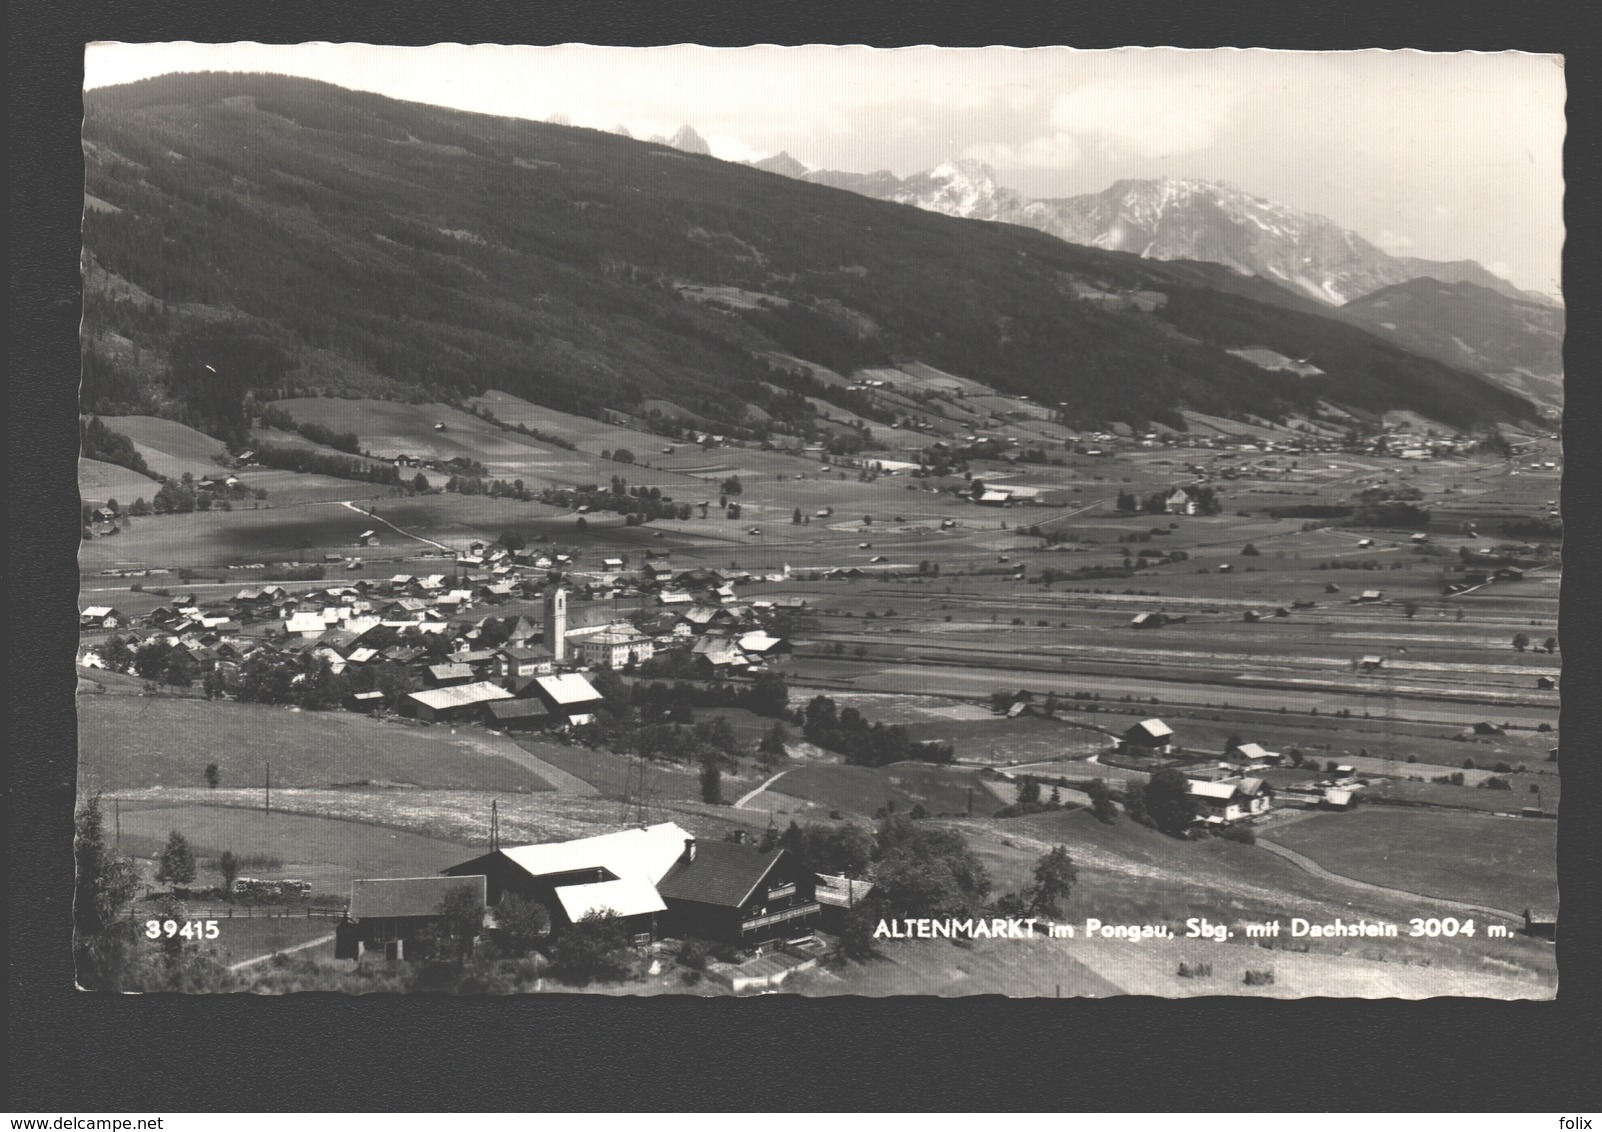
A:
[1188,777,1272,823]
[496,644,555,680]
[424,662,476,688]
[401,681,514,724]
[1232,743,1281,766]
[444,821,693,939]
[334,874,487,961]
[355,530,381,547]
[655,838,821,946]
[1165,488,1198,516]
[79,606,123,630]
[1121,718,1175,755]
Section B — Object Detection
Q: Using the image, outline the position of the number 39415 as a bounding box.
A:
[145,919,219,940]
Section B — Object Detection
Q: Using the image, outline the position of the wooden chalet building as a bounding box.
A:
[481,697,554,732]
[1188,776,1273,824]
[334,874,486,961]
[655,838,821,946]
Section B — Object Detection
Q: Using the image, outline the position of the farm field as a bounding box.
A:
[770,762,984,819]
[78,696,553,793]
[1264,808,1558,914]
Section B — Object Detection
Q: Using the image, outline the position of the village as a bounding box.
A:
[73,385,1563,997]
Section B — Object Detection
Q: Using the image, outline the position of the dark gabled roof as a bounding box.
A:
[655,841,786,909]
[483,698,553,722]
[349,875,485,920]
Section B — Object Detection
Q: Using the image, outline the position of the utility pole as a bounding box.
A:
[114,797,121,849]
[265,762,271,816]
[491,799,499,850]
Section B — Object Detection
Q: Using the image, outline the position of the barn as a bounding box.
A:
[401,681,514,723]
[1121,718,1175,754]
[334,874,487,961]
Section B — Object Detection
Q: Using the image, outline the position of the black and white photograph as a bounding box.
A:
[72,43,1564,1000]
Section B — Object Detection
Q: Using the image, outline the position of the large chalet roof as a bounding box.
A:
[349,875,485,920]
[482,698,552,724]
[496,822,692,886]
[554,877,667,921]
[533,673,604,706]
[404,682,513,712]
[656,841,786,909]
[1130,718,1174,739]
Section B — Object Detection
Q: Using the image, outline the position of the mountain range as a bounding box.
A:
[789,158,1552,309]
[79,74,1537,445]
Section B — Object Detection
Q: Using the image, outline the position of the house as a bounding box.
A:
[1130,612,1169,629]
[356,530,381,547]
[424,662,477,688]
[1188,777,1273,823]
[283,612,329,639]
[1232,743,1281,766]
[1537,676,1557,690]
[1353,590,1385,604]
[576,626,655,670]
[1121,718,1174,755]
[79,606,122,630]
[345,690,386,713]
[400,681,514,724]
[444,822,693,940]
[736,631,791,659]
[496,644,555,681]
[1469,721,1506,737]
[692,636,749,672]
[1359,655,1385,671]
[481,698,555,732]
[334,874,487,961]
[1165,488,1198,516]
[529,673,606,727]
[655,838,822,946]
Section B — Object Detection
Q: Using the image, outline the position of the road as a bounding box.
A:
[336,500,454,552]
[227,931,338,971]
[735,769,791,809]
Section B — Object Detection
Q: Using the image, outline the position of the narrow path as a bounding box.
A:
[228,931,337,971]
[735,769,791,810]
[335,500,453,552]
[494,742,600,797]
[1256,838,1523,923]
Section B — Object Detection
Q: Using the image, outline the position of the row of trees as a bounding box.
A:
[798,695,955,767]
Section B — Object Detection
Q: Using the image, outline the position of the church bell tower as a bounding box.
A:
[544,584,568,663]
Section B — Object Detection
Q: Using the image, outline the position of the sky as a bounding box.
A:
[84,44,1566,298]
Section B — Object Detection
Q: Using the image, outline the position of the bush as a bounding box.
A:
[1482,777,1512,791]
[1243,968,1276,986]
[1177,961,1213,978]
[1216,825,1256,845]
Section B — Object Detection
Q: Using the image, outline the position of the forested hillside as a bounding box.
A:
[82,73,1535,440]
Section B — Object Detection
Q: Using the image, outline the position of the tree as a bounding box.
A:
[157,830,196,887]
[1224,734,1243,756]
[496,893,551,956]
[758,721,790,761]
[574,516,589,531]
[1016,776,1042,805]
[873,821,991,919]
[216,850,239,896]
[74,794,140,990]
[1144,770,1200,836]
[792,507,803,525]
[204,762,220,789]
[435,884,486,960]
[1512,633,1531,653]
[129,497,151,516]
[1086,778,1117,824]
[498,530,526,551]
[550,911,632,985]
[1543,637,1558,654]
[1403,601,1420,619]
[1028,846,1078,919]
[1241,543,1261,556]
[699,753,724,805]
[612,448,636,464]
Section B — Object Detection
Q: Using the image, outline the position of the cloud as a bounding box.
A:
[963,133,1082,170]
[1048,78,1238,158]
[705,134,770,164]
[1375,229,1415,251]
